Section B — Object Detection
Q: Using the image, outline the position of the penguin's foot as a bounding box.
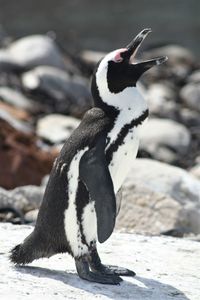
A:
[75,256,122,285]
[89,248,136,277]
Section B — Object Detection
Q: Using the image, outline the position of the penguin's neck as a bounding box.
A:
[91,74,148,124]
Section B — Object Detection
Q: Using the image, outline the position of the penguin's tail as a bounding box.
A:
[10,231,54,265]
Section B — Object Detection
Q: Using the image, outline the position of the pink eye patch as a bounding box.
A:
[114,48,127,62]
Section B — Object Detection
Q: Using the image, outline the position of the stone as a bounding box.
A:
[8,35,65,70]
[0,87,42,113]
[116,185,184,235]
[80,50,106,65]
[10,185,45,212]
[22,66,93,117]
[0,223,199,300]
[144,83,177,118]
[0,109,32,133]
[142,45,195,83]
[36,114,80,145]
[187,70,200,84]
[139,118,191,163]
[122,159,200,234]
[180,83,200,112]
[0,117,55,189]
[24,209,39,223]
[190,164,200,180]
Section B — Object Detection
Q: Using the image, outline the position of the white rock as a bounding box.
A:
[180,83,200,112]
[8,35,65,70]
[1,223,199,300]
[139,118,191,162]
[116,184,184,235]
[123,159,200,234]
[36,114,80,144]
[145,84,177,117]
[0,87,41,112]
[190,164,200,180]
[22,66,92,117]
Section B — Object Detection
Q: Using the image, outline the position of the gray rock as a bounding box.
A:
[116,185,184,235]
[1,223,199,300]
[8,35,65,70]
[145,45,195,66]
[145,83,177,118]
[0,87,41,113]
[139,118,191,163]
[24,209,39,224]
[80,50,106,65]
[36,114,80,145]
[122,159,200,234]
[143,45,195,82]
[0,185,44,217]
[187,70,200,84]
[22,66,93,117]
[0,109,32,133]
[190,164,200,180]
[180,83,200,112]
[11,185,45,212]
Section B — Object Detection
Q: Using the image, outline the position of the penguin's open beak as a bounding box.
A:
[122,28,168,77]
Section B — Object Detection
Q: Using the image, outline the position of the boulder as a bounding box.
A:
[139,118,191,164]
[180,83,200,112]
[22,66,93,117]
[36,114,80,145]
[0,87,42,113]
[144,83,177,118]
[8,35,65,70]
[0,117,55,189]
[190,164,200,180]
[0,223,199,300]
[119,159,200,235]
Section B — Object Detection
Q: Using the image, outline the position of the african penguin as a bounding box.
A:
[10,29,167,285]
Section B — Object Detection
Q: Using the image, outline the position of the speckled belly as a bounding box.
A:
[107,128,139,194]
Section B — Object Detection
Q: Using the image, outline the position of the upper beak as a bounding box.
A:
[123,28,168,69]
[126,28,152,59]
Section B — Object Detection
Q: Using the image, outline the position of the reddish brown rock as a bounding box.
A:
[0,118,56,189]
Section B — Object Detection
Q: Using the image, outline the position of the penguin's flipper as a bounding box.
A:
[79,135,116,244]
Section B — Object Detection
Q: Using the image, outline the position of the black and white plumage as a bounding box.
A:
[10,29,167,285]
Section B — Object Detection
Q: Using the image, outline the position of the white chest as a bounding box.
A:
[108,127,140,194]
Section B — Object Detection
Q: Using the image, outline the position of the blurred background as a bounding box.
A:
[0,0,200,238]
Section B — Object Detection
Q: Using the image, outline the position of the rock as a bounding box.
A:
[0,87,42,113]
[8,35,65,70]
[144,83,177,118]
[121,159,200,234]
[143,45,195,84]
[0,101,31,122]
[0,117,55,189]
[0,187,26,211]
[116,184,184,235]
[187,70,200,84]
[1,223,199,300]
[180,83,200,112]
[0,109,32,133]
[24,209,39,223]
[22,66,93,117]
[190,164,200,180]
[80,50,106,65]
[10,185,45,212]
[139,118,191,164]
[36,114,80,145]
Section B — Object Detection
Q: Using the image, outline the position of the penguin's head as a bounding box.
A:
[93,28,167,96]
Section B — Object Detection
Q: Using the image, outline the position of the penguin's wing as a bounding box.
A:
[79,134,116,244]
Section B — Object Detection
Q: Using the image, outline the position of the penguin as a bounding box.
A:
[10,29,167,285]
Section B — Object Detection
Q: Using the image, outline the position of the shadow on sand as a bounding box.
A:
[15,265,190,300]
